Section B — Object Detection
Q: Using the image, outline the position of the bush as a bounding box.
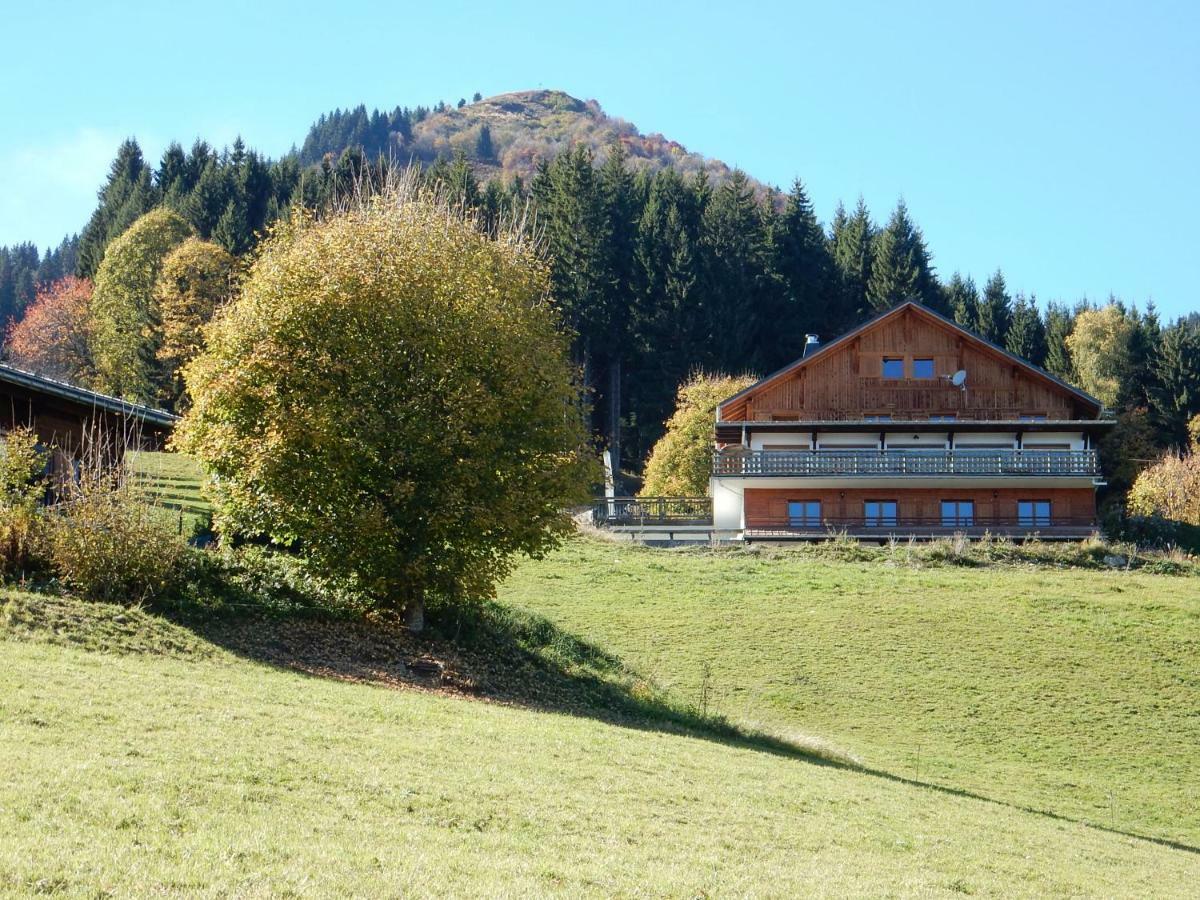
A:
[0,427,51,578]
[47,491,186,603]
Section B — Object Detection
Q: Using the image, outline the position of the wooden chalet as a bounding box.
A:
[711,301,1114,541]
[0,363,177,466]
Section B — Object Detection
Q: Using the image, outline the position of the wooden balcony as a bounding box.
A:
[745,515,1099,541]
[713,448,1100,478]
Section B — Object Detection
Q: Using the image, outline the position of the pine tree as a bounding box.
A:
[76,140,159,278]
[1043,301,1078,381]
[866,200,938,313]
[1005,294,1047,364]
[773,179,838,343]
[976,270,1012,344]
[630,168,706,462]
[475,124,495,160]
[1149,321,1200,448]
[946,272,980,332]
[830,199,873,323]
[701,170,771,373]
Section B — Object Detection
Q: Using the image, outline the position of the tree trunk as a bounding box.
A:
[609,357,622,495]
[403,595,425,633]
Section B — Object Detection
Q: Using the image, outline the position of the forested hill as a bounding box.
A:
[299,90,754,189]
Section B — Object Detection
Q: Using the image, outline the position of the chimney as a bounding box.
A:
[802,334,820,359]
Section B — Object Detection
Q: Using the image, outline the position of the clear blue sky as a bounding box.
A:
[3,0,1197,319]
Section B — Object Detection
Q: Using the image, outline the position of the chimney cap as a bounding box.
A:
[802,334,821,358]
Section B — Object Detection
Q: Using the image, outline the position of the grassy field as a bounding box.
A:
[4,593,1199,897]
[127,450,211,535]
[499,537,1200,848]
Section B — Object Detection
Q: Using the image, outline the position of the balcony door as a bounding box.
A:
[941,500,975,527]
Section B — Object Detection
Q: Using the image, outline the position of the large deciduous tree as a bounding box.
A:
[5,276,94,383]
[640,372,757,497]
[89,208,193,402]
[176,180,595,629]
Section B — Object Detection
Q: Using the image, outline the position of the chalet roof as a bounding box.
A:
[0,363,179,429]
[716,301,1108,420]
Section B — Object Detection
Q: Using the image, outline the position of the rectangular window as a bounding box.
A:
[864,500,898,527]
[929,414,957,422]
[912,358,935,379]
[881,358,904,379]
[941,500,975,527]
[787,500,822,528]
[863,415,891,423]
[1018,500,1051,526]
[1019,414,1048,422]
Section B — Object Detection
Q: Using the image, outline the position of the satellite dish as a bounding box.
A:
[950,370,967,387]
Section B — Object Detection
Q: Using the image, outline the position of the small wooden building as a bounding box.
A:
[712,302,1115,541]
[0,363,177,460]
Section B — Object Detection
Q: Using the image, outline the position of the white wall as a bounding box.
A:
[710,477,745,533]
[884,432,949,449]
[815,432,881,448]
[951,432,1018,448]
[750,432,813,451]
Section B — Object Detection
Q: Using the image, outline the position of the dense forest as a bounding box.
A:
[3,92,1198,521]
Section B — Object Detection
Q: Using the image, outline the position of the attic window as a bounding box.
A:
[882,358,904,379]
[913,358,935,379]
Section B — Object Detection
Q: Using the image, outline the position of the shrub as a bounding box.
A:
[0,427,50,578]
[47,491,186,603]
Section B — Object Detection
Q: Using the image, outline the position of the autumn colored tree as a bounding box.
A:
[1065,303,1135,409]
[6,277,94,383]
[176,179,595,629]
[1127,415,1200,525]
[640,372,757,497]
[155,238,236,409]
[89,208,193,402]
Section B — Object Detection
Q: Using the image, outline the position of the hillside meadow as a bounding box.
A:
[498,536,1200,848]
[3,592,1199,897]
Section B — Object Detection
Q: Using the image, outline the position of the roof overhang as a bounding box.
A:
[0,364,178,430]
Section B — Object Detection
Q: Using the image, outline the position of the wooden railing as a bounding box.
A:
[746,514,1098,536]
[713,448,1100,478]
[590,497,713,527]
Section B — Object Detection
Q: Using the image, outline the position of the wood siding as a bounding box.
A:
[723,304,1098,422]
[744,487,1097,527]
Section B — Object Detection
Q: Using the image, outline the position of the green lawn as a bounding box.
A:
[127,450,210,535]
[3,593,1199,897]
[498,537,1200,848]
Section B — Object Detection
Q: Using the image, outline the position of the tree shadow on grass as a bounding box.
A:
[24,585,1193,858]
[156,594,853,769]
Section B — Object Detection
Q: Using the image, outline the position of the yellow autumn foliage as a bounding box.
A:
[1127,414,1200,525]
[176,178,596,618]
[640,372,757,497]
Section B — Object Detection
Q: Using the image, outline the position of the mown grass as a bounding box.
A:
[3,593,1199,897]
[127,450,210,536]
[498,536,1200,848]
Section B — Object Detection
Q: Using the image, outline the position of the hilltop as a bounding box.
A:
[299,89,759,188]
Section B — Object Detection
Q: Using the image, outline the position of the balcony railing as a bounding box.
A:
[713,448,1100,478]
[746,515,1098,539]
[590,496,713,527]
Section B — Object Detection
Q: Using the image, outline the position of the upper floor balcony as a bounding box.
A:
[712,447,1101,478]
